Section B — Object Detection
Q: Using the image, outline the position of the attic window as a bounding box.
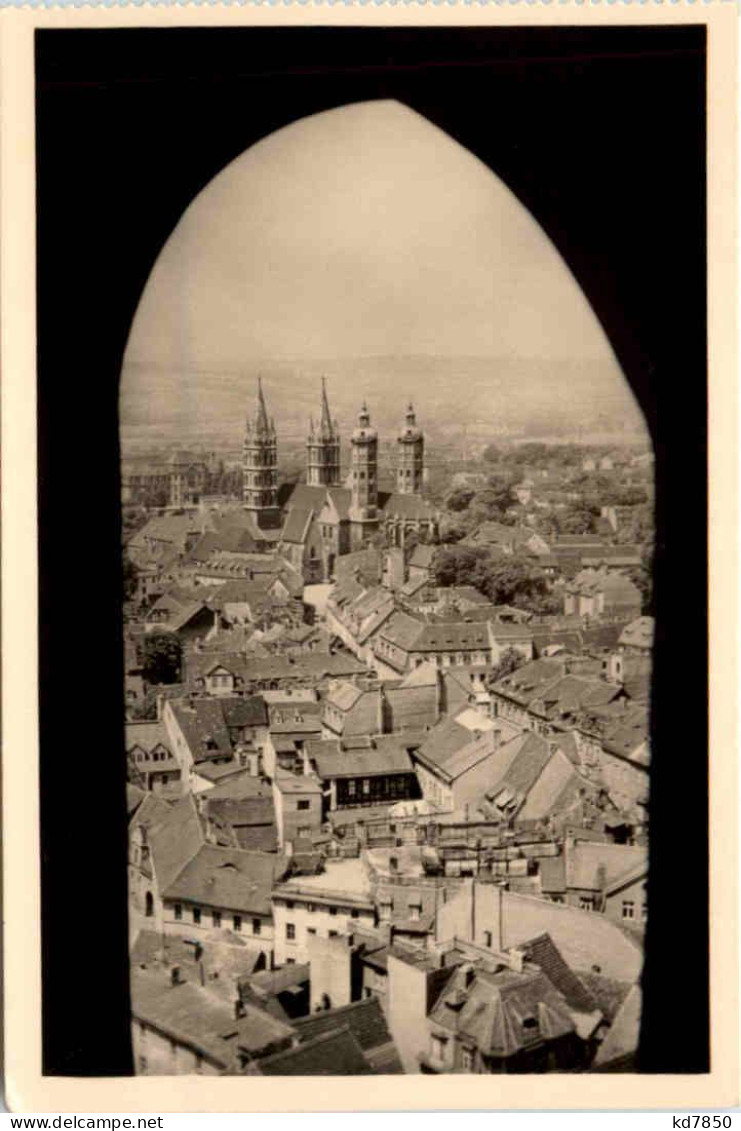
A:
[218,862,238,871]
[522,1017,539,1031]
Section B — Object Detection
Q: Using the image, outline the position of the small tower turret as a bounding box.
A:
[307,378,341,487]
[396,401,424,495]
[349,401,379,532]
[243,377,279,525]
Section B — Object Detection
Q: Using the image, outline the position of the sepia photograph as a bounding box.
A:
[2,5,736,1110]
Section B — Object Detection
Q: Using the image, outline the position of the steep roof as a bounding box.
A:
[521,933,599,1014]
[162,845,288,915]
[566,841,648,893]
[254,1026,374,1075]
[618,616,655,651]
[147,794,205,892]
[130,968,234,1067]
[309,735,414,779]
[280,507,314,546]
[429,964,575,1059]
[292,996,403,1073]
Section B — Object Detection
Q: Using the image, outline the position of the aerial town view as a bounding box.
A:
[121,102,653,1077]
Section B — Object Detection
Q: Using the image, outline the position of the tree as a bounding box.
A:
[140,630,182,685]
[445,487,475,513]
[432,545,490,588]
[122,555,139,602]
[489,647,526,683]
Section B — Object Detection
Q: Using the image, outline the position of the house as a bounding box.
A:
[373,611,494,677]
[412,707,521,813]
[272,857,377,966]
[126,720,183,795]
[202,794,278,853]
[387,937,592,1075]
[131,966,237,1076]
[325,585,396,667]
[562,839,648,923]
[462,523,550,558]
[597,705,651,812]
[160,844,290,956]
[564,570,642,619]
[128,794,204,928]
[306,735,422,812]
[619,615,654,655]
[248,1027,375,1075]
[262,714,324,779]
[272,772,323,850]
[321,663,444,740]
[290,996,404,1073]
[162,695,268,784]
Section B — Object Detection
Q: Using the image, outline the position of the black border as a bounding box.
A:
[36,25,708,1077]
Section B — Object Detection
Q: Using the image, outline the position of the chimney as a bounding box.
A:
[460,962,476,988]
[170,965,182,987]
[508,947,526,975]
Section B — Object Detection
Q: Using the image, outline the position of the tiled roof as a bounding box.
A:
[522,933,599,1014]
[309,735,414,779]
[292,996,403,1072]
[601,707,650,763]
[148,795,204,891]
[429,964,575,1059]
[592,983,642,1068]
[492,659,566,705]
[565,841,648,893]
[254,1026,374,1075]
[130,968,234,1068]
[379,491,437,521]
[126,784,148,817]
[163,845,288,915]
[280,507,314,545]
[168,698,233,763]
[618,616,655,650]
[125,720,170,755]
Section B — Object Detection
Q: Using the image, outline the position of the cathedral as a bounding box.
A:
[242,377,439,582]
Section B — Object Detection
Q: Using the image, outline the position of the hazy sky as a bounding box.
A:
[121,100,645,440]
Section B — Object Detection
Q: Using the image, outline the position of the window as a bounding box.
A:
[431,1035,447,1062]
[306,903,316,914]
[329,930,338,939]
[307,928,317,936]
[298,826,312,837]
[233,915,242,932]
[192,907,201,925]
[161,775,169,785]
[212,910,222,928]
[351,910,359,919]
[348,781,356,797]
[622,901,635,921]
[286,923,296,940]
[252,918,262,936]
[286,900,294,910]
[484,931,493,948]
[286,958,296,965]
[579,896,594,912]
[297,800,310,811]
[174,904,182,922]
[329,906,337,917]
[362,779,370,795]
[461,1047,475,1072]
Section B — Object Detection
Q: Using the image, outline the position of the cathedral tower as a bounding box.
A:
[349,401,379,531]
[396,402,424,495]
[243,377,279,525]
[307,378,341,487]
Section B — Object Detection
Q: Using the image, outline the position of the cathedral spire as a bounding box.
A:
[319,377,334,438]
[255,375,270,436]
[306,378,341,486]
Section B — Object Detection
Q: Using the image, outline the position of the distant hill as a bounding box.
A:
[119,354,649,456]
